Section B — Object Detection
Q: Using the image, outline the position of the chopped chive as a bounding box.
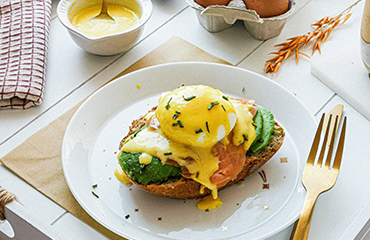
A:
[177,120,184,128]
[172,123,178,126]
[242,87,245,93]
[243,134,248,141]
[222,96,229,101]
[221,105,226,112]
[125,214,130,219]
[206,121,210,133]
[165,97,172,110]
[208,101,219,110]
[175,111,181,114]
[196,172,200,178]
[172,114,179,119]
[164,152,172,156]
[92,191,99,198]
[92,184,98,188]
[195,128,203,134]
[183,95,196,101]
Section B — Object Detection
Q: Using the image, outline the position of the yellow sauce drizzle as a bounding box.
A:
[114,167,132,184]
[70,4,139,37]
[139,153,152,164]
[197,195,223,210]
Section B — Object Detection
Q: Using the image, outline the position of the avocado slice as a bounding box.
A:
[250,105,274,152]
[119,152,182,185]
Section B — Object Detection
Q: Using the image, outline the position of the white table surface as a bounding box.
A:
[0,0,368,239]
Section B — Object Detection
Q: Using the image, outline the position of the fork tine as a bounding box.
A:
[324,115,339,168]
[332,116,347,170]
[307,114,325,165]
[317,114,332,166]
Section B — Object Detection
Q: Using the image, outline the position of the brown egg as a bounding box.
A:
[194,0,232,8]
[243,0,289,18]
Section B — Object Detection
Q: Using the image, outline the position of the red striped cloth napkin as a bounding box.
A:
[0,0,52,109]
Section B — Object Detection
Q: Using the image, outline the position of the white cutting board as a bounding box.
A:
[311,45,370,121]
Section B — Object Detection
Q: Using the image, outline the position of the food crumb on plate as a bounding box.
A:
[280,157,288,163]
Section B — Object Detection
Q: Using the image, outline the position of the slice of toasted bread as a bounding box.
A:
[120,120,285,199]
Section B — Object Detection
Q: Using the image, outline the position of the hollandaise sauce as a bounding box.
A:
[114,166,132,184]
[119,127,220,197]
[118,85,258,201]
[70,4,140,37]
[197,195,223,210]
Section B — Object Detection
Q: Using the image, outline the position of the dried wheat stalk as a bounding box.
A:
[264,0,362,73]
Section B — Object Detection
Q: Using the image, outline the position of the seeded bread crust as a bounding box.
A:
[120,110,285,199]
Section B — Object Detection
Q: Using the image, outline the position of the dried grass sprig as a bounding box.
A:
[264,0,362,73]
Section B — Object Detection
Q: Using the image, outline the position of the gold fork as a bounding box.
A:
[290,112,347,240]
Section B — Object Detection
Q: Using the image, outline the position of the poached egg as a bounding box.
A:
[119,85,256,199]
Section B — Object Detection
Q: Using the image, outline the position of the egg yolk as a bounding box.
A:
[155,85,237,147]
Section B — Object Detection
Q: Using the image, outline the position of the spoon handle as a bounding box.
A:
[101,0,108,14]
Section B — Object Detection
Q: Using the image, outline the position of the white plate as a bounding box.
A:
[62,62,316,240]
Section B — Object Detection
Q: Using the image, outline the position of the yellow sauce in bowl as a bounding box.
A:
[70,4,140,37]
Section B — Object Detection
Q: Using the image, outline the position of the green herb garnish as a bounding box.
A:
[195,128,203,134]
[172,114,179,119]
[164,152,172,156]
[177,120,184,128]
[172,123,178,126]
[165,97,172,110]
[243,134,248,141]
[206,121,210,133]
[221,105,226,112]
[183,95,196,101]
[208,101,219,110]
[222,96,229,101]
[175,111,181,114]
[92,191,99,198]
[196,172,200,178]
[92,184,98,188]
[125,214,130,219]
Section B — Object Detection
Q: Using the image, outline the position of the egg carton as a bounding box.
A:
[186,0,295,40]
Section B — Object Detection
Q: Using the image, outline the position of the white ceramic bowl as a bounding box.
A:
[57,0,152,56]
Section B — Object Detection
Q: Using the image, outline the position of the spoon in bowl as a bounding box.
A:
[91,0,115,22]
